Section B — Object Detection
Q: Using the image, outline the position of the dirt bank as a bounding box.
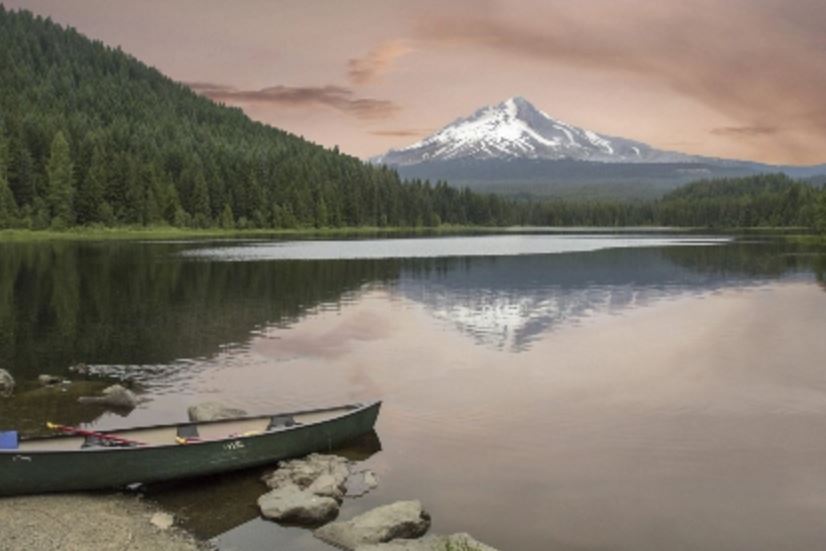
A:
[0,493,203,551]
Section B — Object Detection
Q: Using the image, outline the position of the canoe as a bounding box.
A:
[0,401,381,496]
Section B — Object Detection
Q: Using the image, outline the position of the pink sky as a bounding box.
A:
[9,0,826,165]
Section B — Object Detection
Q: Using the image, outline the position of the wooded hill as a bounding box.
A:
[0,7,824,233]
[0,7,514,230]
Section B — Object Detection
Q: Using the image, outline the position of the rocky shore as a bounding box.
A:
[0,493,203,551]
[0,391,498,551]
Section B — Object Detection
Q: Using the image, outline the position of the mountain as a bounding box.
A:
[374,96,699,165]
[373,97,826,199]
[0,7,517,230]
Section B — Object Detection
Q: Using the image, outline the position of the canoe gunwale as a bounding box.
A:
[1,401,380,455]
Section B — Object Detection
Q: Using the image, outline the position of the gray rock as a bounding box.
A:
[314,501,431,550]
[308,473,347,501]
[38,374,63,386]
[150,512,175,530]
[187,401,247,422]
[356,533,499,551]
[347,469,380,497]
[263,453,350,493]
[78,384,139,409]
[258,483,339,524]
[0,369,15,397]
[68,363,89,375]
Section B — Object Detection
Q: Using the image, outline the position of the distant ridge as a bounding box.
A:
[373,97,826,199]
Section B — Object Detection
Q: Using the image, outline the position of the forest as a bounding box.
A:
[0,7,824,234]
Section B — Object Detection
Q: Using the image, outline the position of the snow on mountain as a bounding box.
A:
[373,96,697,166]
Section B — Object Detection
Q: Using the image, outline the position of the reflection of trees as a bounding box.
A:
[0,242,402,379]
[815,255,826,292]
[660,241,803,278]
[398,244,819,351]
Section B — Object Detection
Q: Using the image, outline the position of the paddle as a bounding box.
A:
[46,422,145,447]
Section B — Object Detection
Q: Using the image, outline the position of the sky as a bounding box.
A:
[8,0,826,165]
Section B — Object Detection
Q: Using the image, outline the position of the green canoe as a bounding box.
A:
[0,401,381,496]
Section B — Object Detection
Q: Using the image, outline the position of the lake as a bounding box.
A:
[1,232,826,551]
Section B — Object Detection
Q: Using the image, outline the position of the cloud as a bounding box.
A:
[412,0,826,163]
[348,40,412,85]
[711,126,779,137]
[369,128,433,138]
[187,82,400,120]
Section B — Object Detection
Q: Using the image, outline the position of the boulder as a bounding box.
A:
[78,384,139,409]
[356,533,499,551]
[263,453,350,494]
[314,501,431,550]
[308,473,347,501]
[0,369,15,397]
[38,374,63,386]
[187,401,247,422]
[150,512,175,530]
[68,363,90,375]
[258,483,339,524]
[346,469,380,497]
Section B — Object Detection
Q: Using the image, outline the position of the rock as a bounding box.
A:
[187,401,247,422]
[263,453,350,493]
[38,374,63,386]
[78,384,139,409]
[150,512,175,530]
[347,469,380,497]
[68,363,90,375]
[258,483,339,524]
[0,369,14,397]
[356,533,499,551]
[314,501,431,550]
[308,473,347,501]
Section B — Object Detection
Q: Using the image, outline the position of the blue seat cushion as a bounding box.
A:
[0,431,19,450]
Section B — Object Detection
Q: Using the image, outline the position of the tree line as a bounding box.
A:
[0,7,824,234]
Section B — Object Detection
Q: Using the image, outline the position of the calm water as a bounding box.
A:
[1,233,826,550]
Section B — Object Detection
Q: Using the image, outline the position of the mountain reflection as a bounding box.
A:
[396,244,817,351]
[0,239,822,380]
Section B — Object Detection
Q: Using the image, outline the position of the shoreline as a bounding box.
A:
[0,225,819,243]
[0,492,205,551]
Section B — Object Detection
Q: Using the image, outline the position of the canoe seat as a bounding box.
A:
[267,415,298,430]
[0,431,18,450]
[81,435,136,448]
[176,424,200,444]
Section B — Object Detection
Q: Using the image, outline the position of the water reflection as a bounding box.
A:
[3,236,826,551]
[0,238,821,382]
[397,243,815,351]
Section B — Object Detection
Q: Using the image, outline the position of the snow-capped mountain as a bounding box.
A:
[373,96,697,166]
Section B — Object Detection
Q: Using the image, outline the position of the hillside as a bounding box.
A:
[0,7,515,230]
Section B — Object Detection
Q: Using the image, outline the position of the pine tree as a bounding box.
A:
[76,145,106,225]
[220,203,235,229]
[191,170,211,228]
[46,131,75,228]
[0,173,17,228]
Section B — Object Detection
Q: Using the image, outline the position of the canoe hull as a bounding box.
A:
[0,401,380,496]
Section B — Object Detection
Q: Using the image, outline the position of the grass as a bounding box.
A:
[2,225,823,243]
[0,224,506,242]
[783,233,826,246]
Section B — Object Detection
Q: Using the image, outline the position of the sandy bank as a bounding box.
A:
[0,493,203,551]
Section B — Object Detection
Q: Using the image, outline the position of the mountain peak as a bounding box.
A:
[373,97,694,166]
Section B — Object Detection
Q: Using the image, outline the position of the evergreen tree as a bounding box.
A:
[45,131,74,228]
[191,170,211,228]
[0,173,17,228]
[220,203,235,229]
[76,145,106,225]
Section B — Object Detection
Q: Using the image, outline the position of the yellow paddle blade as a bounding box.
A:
[46,422,60,430]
